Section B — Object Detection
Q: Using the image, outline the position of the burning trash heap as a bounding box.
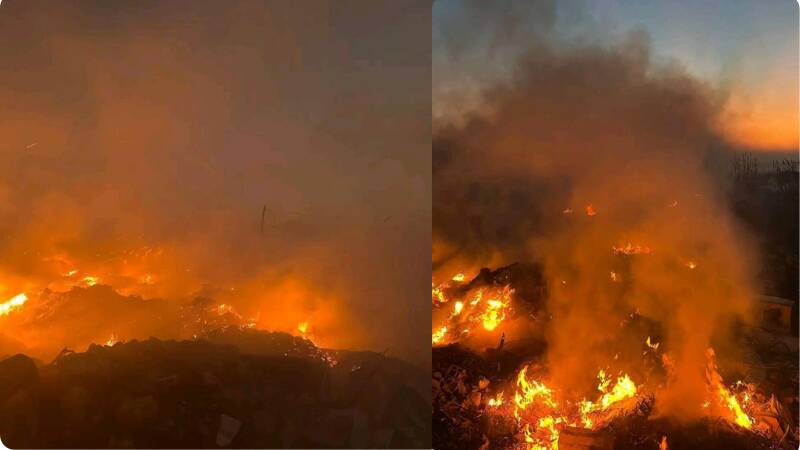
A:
[432,264,798,450]
[431,29,798,450]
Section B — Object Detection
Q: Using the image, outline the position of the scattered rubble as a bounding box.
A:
[0,328,430,448]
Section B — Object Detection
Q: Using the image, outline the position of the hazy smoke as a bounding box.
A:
[434,3,759,419]
[0,0,430,364]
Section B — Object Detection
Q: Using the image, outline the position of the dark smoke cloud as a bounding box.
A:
[0,0,430,364]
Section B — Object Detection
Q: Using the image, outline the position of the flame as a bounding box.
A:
[562,208,573,214]
[297,321,309,335]
[487,392,504,407]
[646,336,659,351]
[482,297,508,331]
[514,366,557,412]
[432,325,448,345]
[0,293,28,316]
[705,348,753,429]
[216,303,233,315]
[660,435,668,450]
[82,276,99,286]
[585,204,597,216]
[451,273,466,282]
[609,271,619,282]
[432,284,447,304]
[432,283,513,346]
[105,333,118,347]
[576,371,638,429]
[599,374,636,408]
[64,269,78,277]
[612,242,653,255]
[685,261,697,269]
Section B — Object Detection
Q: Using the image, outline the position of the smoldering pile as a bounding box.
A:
[432,267,798,450]
[0,328,431,449]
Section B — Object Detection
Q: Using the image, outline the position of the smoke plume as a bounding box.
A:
[434,2,759,419]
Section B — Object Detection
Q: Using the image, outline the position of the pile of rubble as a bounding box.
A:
[433,265,799,450]
[0,328,430,448]
[433,343,796,450]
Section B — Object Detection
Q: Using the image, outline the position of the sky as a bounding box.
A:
[0,0,431,363]
[433,0,798,153]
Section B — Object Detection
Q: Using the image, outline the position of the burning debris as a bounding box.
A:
[432,268,798,450]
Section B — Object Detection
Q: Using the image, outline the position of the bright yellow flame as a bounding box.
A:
[451,273,466,282]
[716,384,752,428]
[105,333,118,347]
[482,298,508,331]
[432,325,447,345]
[705,348,753,429]
[599,374,637,408]
[82,276,99,286]
[432,285,447,304]
[64,269,78,277]
[452,301,464,316]
[514,366,557,412]
[646,336,660,351]
[578,371,638,428]
[0,293,27,316]
[297,321,309,335]
[487,392,504,407]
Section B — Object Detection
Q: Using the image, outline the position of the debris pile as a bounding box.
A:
[0,328,431,448]
[433,266,798,450]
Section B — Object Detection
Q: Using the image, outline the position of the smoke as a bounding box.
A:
[0,0,431,364]
[434,4,759,420]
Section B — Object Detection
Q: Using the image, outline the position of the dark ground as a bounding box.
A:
[0,328,431,449]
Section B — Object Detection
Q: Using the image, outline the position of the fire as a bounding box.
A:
[598,373,636,408]
[685,261,697,269]
[611,242,653,255]
[432,284,447,304]
[660,435,668,450]
[105,333,118,347]
[482,297,508,331]
[432,283,513,346]
[609,271,619,282]
[82,276,99,286]
[716,383,752,429]
[297,321,309,335]
[432,325,447,345]
[451,273,466,282]
[646,336,659,351]
[0,293,27,316]
[514,366,557,412]
[64,269,78,277]
[577,370,638,428]
[705,348,753,429]
[487,392,504,407]
[585,204,597,216]
[562,208,573,214]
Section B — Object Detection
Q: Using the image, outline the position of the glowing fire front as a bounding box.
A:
[475,345,772,450]
[431,281,513,346]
